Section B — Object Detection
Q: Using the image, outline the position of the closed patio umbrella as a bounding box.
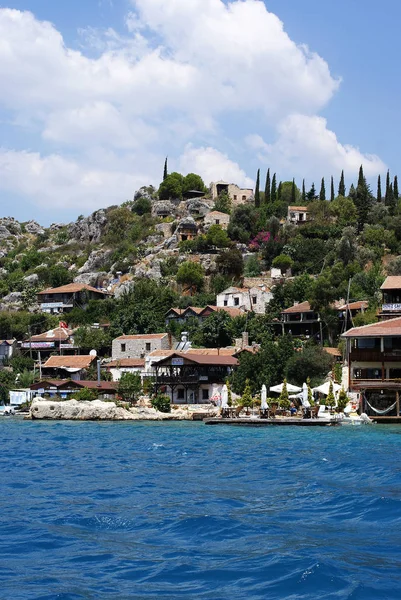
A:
[301,382,311,408]
[261,385,268,410]
[221,384,228,408]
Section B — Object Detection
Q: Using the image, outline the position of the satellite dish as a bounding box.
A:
[89,349,97,357]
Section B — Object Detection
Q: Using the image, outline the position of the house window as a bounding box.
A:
[252,296,257,305]
[242,195,246,201]
[224,300,228,306]
[234,298,240,306]
[145,343,151,352]
[121,343,126,352]
[177,388,185,400]
[233,195,237,201]
[202,389,209,400]
[216,219,220,225]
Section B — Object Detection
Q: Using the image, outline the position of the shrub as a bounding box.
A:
[72,387,98,401]
[279,378,290,410]
[151,394,171,413]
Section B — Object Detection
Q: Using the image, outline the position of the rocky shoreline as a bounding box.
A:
[28,399,218,421]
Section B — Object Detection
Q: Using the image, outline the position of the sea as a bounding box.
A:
[0,419,400,600]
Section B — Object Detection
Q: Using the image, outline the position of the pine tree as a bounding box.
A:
[291,178,296,204]
[338,170,346,197]
[163,157,168,181]
[241,379,253,414]
[302,179,306,202]
[319,177,326,201]
[255,169,260,207]
[377,174,382,202]
[307,183,316,202]
[279,378,290,410]
[357,164,365,188]
[277,181,282,201]
[271,173,277,202]
[349,183,356,200]
[264,168,271,204]
[330,176,335,202]
[394,175,399,201]
[326,380,336,410]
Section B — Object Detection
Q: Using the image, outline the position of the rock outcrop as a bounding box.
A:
[25,220,45,235]
[68,210,108,243]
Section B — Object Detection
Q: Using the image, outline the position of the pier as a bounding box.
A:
[204,417,338,427]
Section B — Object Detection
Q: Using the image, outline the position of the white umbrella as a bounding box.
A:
[270,382,302,394]
[221,385,228,408]
[261,385,268,410]
[301,382,311,408]
[313,381,341,396]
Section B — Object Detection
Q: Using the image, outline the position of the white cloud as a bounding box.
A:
[0,2,385,220]
[178,145,254,188]
[246,115,386,181]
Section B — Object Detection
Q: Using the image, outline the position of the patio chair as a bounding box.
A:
[235,405,243,418]
[311,405,320,419]
[269,404,277,419]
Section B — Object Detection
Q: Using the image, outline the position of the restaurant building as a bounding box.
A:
[38,283,109,314]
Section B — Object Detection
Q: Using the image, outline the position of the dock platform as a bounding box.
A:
[204,417,338,427]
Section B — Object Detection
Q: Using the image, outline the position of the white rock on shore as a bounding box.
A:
[29,399,218,421]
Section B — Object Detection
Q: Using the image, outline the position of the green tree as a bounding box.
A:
[264,168,271,204]
[206,224,231,248]
[163,157,168,181]
[151,394,171,413]
[319,178,326,201]
[73,327,111,354]
[272,254,293,273]
[277,181,282,201]
[176,261,204,294]
[182,173,207,194]
[73,387,98,401]
[216,248,244,278]
[394,175,399,201]
[255,168,261,207]
[338,170,346,197]
[228,205,258,243]
[213,190,232,214]
[307,183,316,201]
[330,176,335,202]
[279,378,290,410]
[158,172,184,200]
[302,179,306,202]
[118,372,142,405]
[355,165,374,230]
[201,311,233,347]
[244,254,261,277]
[291,179,296,204]
[241,379,253,413]
[286,345,333,387]
[337,387,349,412]
[271,173,277,202]
[377,174,382,202]
[325,380,336,410]
[132,196,152,216]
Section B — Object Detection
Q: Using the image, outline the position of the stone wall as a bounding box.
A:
[112,335,171,360]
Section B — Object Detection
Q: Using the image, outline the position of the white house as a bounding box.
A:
[104,358,145,382]
[216,286,272,315]
[287,205,310,224]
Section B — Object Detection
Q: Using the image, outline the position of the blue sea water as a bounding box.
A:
[0,420,401,600]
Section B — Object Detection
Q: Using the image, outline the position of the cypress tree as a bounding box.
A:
[387,183,396,215]
[302,179,306,203]
[291,178,296,204]
[394,175,399,201]
[385,170,391,204]
[255,169,260,207]
[319,178,326,201]
[307,183,316,202]
[349,183,356,200]
[377,175,382,202]
[330,176,335,202]
[271,173,277,202]
[264,168,271,204]
[358,165,365,188]
[338,170,346,197]
[277,181,282,201]
[355,167,373,231]
[163,157,168,181]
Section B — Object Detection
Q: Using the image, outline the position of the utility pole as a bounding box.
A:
[28,325,32,360]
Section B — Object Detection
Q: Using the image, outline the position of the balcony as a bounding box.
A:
[350,350,401,362]
[382,303,401,312]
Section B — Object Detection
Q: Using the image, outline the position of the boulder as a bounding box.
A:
[2,291,22,304]
[49,223,66,231]
[68,209,108,243]
[186,198,211,217]
[30,399,135,421]
[0,225,12,241]
[23,273,39,286]
[155,222,174,239]
[152,200,177,219]
[25,220,45,235]
[0,218,21,236]
[134,185,157,203]
[74,272,108,287]
[78,250,113,274]
[114,280,135,299]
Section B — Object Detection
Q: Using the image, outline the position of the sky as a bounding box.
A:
[0,0,399,224]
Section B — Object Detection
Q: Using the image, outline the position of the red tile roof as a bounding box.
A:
[106,359,145,368]
[381,276,401,290]
[282,301,312,314]
[324,347,342,357]
[30,327,72,342]
[157,352,238,366]
[186,348,236,356]
[337,301,369,311]
[43,355,96,369]
[115,333,168,341]
[38,283,107,295]
[343,316,401,338]
[288,206,309,211]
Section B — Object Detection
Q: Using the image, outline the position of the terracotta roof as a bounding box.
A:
[184,307,204,315]
[148,349,176,358]
[381,276,401,290]
[43,355,96,369]
[0,339,15,345]
[30,379,117,391]
[38,283,107,295]
[288,206,309,211]
[234,346,260,356]
[186,348,236,356]
[115,333,168,341]
[77,380,118,391]
[157,352,238,366]
[206,211,230,217]
[282,301,312,314]
[324,347,342,357]
[337,301,369,311]
[30,327,72,342]
[343,317,401,338]
[106,359,145,368]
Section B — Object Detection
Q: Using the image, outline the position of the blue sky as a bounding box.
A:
[0,0,398,224]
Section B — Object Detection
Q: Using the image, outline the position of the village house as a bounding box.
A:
[153,351,238,404]
[216,286,272,314]
[336,300,369,330]
[112,333,171,361]
[103,358,145,382]
[204,211,230,230]
[287,206,310,224]
[20,326,76,359]
[210,181,253,206]
[379,276,401,320]
[41,354,98,381]
[279,301,322,340]
[176,217,198,242]
[343,317,401,421]
[38,283,110,315]
[30,379,118,400]
[0,339,16,364]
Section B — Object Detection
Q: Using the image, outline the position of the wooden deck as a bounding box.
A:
[204,417,338,427]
